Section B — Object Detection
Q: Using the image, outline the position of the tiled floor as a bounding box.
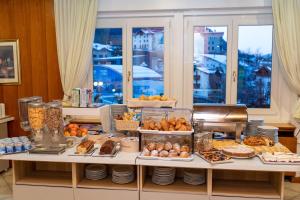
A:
[0,169,299,200]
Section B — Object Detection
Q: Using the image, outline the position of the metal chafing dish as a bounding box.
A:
[193,104,248,143]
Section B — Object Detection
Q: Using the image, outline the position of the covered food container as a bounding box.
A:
[139,108,194,161]
[193,104,248,143]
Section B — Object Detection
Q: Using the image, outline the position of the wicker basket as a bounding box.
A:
[115,120,140,131]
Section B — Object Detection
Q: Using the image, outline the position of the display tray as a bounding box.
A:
[138,127,193,135]
[68,147,97,156]
[29,147,66,155]
[127,99,176,108]
[92,144,121,157]
[195,152,233,164]
[138,153,194,162]
[258,154,300,165]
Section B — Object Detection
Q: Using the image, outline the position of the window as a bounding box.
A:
[93,28,123,104]
[92,18,170,103]
[237,25,273,108]
[193,26,227,104]
[185,15,276,111]
[132,27,164,97]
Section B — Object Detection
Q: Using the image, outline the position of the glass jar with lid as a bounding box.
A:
[28,102,46,143]
[45,101,64,146]
[18,96,42,131]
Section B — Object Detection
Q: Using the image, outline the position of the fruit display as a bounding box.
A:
[64,123,88,137]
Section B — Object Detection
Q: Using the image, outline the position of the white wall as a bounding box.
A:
[95,0,298,123]
[98,0,272,12]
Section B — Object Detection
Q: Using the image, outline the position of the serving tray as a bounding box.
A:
[138,153,194,162]
[196,152,234,164]
[92,143,121,157]
[258,155,300,165]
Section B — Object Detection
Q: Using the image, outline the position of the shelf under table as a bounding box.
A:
[16,170,72,187]
[213,180,280,199]
[77,176,138,190]
[143,177,207,195]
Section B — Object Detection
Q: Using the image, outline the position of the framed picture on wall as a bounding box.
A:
[0,39,21,85]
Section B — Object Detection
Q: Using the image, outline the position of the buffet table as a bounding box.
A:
[1,149,299,200]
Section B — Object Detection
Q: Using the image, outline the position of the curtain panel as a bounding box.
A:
[54,0,98,100]
[272,0,300,119]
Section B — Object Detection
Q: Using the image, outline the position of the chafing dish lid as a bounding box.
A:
[193,104,247,123]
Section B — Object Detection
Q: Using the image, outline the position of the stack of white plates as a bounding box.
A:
[183,169,205,185]
[152,167,176,185]
[183,169,206,185]
[257,126,279,143]
[85,164,107,180]
[112,165,135,184]
[245,118,264,136]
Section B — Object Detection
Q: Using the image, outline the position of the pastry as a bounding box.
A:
[164,142,173,151]
[180,145,190,153]
[161,119,169,131]
[169,125,175,131]
[151,150,159,157]
[156,143,164,151]
[243,135,274,146]
[149,121,155,130]
[173,143,181,154]
[168,117,176,126]
[168,149,178,157]
[159,150,169,157]
[76,140,94,154]
[180,151,190,158]
[201,150,231,163]
[147,142,156,151]
[141,117,192,131]
[142,148,150,156]
[100,140,116,155]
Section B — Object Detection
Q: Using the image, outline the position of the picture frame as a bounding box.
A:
[0,39,21,85]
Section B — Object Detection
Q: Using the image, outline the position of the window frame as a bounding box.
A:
[89,18,128,104]
[184,14,279,115]
[231,14,279,115]
[90,17,172,103]
[126,18,171,99]
[183,16,234,108]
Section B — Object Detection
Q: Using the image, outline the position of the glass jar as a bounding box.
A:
[193,119,205,134]
[194,132,213,153]
[46,101,63,131]
[18,96,42,131]
[28,102,46,131]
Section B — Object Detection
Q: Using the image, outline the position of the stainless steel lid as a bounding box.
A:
[28,102,45,107]
[193,104,248,123]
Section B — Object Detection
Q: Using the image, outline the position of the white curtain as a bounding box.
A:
[54,0,98,100]
[272,0,300,119]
